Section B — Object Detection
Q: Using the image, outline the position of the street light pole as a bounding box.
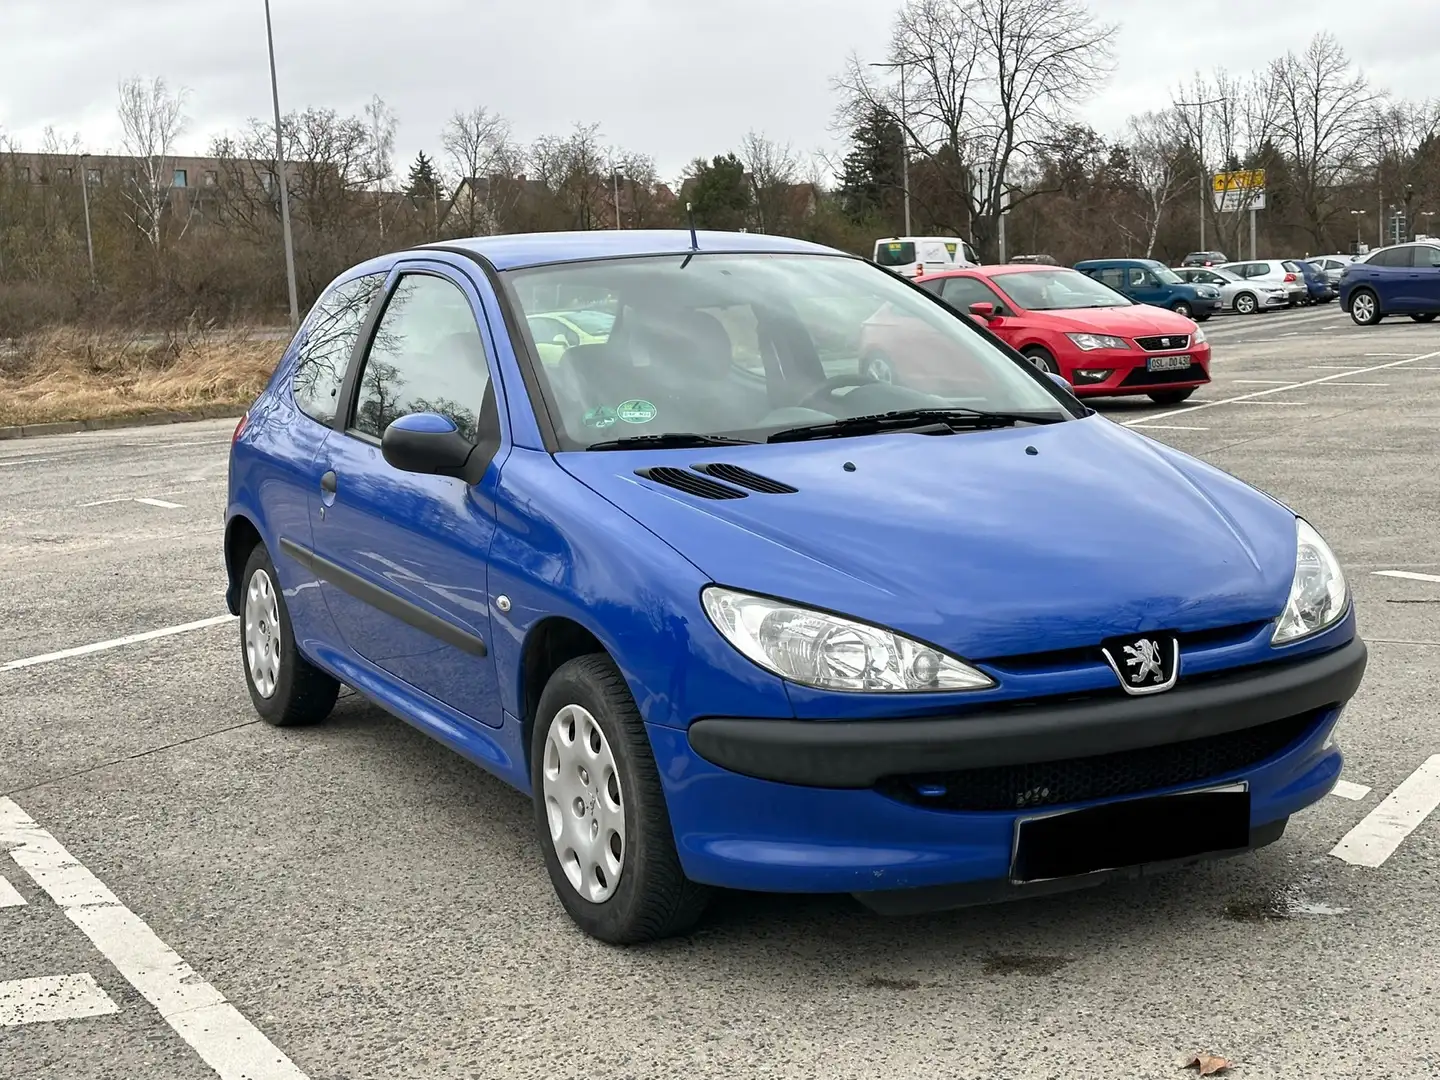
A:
[870,60,911,236]
[1350,209,1366,252]
[79,152,96,287]
[1176,95,1226,252]
[264,0,300,327]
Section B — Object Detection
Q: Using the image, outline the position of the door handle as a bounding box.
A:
[320,470,337,495]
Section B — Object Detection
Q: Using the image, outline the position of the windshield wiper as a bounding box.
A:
[767,407,1064,444]
[586,432,758,451]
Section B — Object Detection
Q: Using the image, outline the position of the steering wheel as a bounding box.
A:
[797,373,881,412]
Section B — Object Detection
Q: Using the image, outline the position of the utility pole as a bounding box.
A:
[1176,95,1227,252]
[264,0,300,327]
[870,60,912,236]
[79,153,96,287]
[612,166,621,229]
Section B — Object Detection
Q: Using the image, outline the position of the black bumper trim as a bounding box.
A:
[687,637,1366,789]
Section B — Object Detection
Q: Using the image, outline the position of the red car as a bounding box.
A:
[864,264,1211,405]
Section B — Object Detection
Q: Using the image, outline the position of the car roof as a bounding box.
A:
[922,263,1064,278]
[1072,257,1153,267]
[412,229,843,271]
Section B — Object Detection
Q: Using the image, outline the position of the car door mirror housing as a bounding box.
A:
[381,412,475,478]
[968,301,996,320]
[1045,371,1073,390]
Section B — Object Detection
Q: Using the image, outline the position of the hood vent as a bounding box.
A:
[691,463,799,494]
[635,466,748,500]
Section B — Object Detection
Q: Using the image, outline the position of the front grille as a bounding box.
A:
[1134,334,1190,352]
[876,708,1322,812]
[1119,362,1206,387]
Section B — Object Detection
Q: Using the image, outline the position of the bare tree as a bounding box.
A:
[835,0,1116,257]
[529,123,608,230]
[442,106,517,234]
[116,76,190,252]
[1270,33,1379,247]
[740,131,802,233]
[1125,109,1186,257]
[364,94,398,237]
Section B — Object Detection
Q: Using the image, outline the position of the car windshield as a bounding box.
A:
[504,252,1076,450]
[874,241,916,267]
[990,268,1133,310]
[1149,265,1184,285]
[1213,268,1241,281]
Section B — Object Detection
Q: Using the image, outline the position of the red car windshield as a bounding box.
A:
[989,269,1134,311]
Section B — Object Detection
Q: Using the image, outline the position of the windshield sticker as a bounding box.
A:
[582,405,618,429]
[616,399,658,424]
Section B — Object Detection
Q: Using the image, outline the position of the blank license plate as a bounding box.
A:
[1147,355,1192,372]
[1010,784,1250,884]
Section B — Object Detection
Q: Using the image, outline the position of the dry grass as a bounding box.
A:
[0,326,283,426]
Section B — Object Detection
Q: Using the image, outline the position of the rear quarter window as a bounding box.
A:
[292,272,387,425]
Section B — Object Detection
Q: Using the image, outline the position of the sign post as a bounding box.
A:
[1212,170,1267,259]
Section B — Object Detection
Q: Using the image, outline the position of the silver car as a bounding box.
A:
[1309,255,1356,289]
[1218,260,1309,306]
[1172,266,1289,315]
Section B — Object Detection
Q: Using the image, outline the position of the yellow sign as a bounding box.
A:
[1212,169,1266,193]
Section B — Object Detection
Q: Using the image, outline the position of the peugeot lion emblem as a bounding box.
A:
[1100,632,1180,696]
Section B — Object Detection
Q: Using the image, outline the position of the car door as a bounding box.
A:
[1416,245,1440,308]
[308,263,506,728]
[1369,247,1417,311]
[938,274,1010,322]
[1126,266,1168,307]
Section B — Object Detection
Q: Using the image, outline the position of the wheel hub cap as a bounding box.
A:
[542,704,625,903]
[244,568,282,699]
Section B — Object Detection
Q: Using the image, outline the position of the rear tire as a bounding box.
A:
[1349,289,1382,325]
[1411,313,1437,323]
[240,544,340,726]
[531,654,711,945]
[1234,292,1258,315]
[1147,388,1196,406]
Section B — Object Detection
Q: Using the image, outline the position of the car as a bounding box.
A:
[225,229,1368,944]
[874,235,979,278]
[1181,251,1229,267]
[1287,259,1337,304]
[1071,258,1221,321]
[1309,255,1356,289]
[1171,266,1289,315]
[1217,260,1308,307]
[909,264,1211,404]
[525,310,610,364]
[1338,241,1440,325]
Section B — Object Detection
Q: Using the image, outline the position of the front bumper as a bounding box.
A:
[1066,345,1211,397]
[654,637,1366,897]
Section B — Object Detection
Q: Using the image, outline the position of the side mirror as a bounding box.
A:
[381,412,475,478]
[552,334,568,346]
[1045,371,1073,390]
[968,301,996,320]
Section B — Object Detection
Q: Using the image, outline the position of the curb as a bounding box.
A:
[0,404,245,441]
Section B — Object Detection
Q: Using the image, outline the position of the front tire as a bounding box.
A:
[1021,346,1057,374]
[531,654,711,945]
[1349,289,1382,325]
[1147,388,1196,406]
[1234,292,1258,315]
[1173,301,1194,319]
[240,544,339,726]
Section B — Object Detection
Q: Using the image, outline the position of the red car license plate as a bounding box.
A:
[1147,355,1191,372]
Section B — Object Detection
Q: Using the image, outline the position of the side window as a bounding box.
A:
[940,276,1002,311]
[1099,268,1126,291]
[1127,268,1148,288]
[528,315,578,348]
[1422,246,1440,268]
[292,272,386,425]
[1371,248,1409,268]
[351,274,492,442]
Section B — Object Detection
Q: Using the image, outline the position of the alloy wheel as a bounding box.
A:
[543,704,626,903]
[244,568,282,698]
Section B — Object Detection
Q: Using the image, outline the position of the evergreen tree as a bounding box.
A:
[687,153,751,230]
[838,106,905,223]
[406,151,446,203]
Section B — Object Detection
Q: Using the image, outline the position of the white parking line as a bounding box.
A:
[1373,570,1440,584]
[0,457,55,468]
[0,973,120,1027]
[0,798,310,1078]
[134,497,183,509]
[1127,348,1440,428]
[1330,756,1440,868]
[1132,424,1209,431]
[0,615,236,672]
[1231,379,1294,385]
[0,873,25,907]
[1229,400,1309,406]
[1331,780,1372,801]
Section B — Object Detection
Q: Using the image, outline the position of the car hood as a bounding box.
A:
[558,418,1298,659]
[1029,305,1198,336]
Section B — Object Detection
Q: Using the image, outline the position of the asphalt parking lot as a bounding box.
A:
[2,304,1438,1079]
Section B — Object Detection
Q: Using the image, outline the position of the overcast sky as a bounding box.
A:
[2,0,1435,185]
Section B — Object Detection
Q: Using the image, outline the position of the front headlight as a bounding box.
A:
[1272,519,1349,644]
[1067,333,1128,351]
[1192,327,1207,344]
[701,586,995,692]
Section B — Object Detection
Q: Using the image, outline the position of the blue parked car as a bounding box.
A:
[226,230,1367,943]
[1339,241,1440,325]
[1072,258,1221,320]
[1291,258,1337,304]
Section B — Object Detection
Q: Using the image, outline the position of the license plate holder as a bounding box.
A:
[1147,355,1191,372]
[1010,783,1250,885]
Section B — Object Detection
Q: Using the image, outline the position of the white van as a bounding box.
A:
[873,236,979,278]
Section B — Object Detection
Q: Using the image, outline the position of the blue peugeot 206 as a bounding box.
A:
[225,230,1367,944]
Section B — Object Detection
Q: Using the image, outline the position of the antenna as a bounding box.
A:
[686,202,698,251]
